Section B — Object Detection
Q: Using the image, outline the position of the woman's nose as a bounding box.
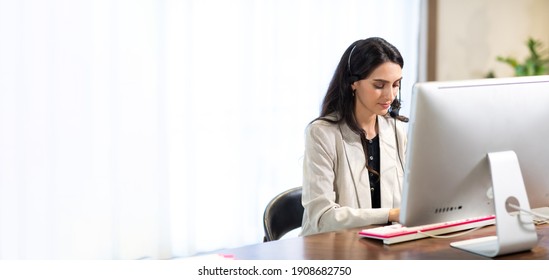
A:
[383,87,396,99]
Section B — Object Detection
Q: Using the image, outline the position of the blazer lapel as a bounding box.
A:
[378,116,399,207]
[378,116,398,166]
[339,122,364,186]
[339,122,372,208]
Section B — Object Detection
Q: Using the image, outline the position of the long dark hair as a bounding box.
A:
[316,37,406,134]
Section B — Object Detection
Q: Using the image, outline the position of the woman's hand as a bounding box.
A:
[389,208,400,223]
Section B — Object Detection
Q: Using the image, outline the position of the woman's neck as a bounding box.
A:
[356,113,378,140]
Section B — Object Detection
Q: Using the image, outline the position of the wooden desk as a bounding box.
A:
[217,224,549,260]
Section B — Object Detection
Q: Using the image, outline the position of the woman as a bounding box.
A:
[301,37,408,236]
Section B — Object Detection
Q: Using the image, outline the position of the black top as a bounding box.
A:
[363,135,381,208]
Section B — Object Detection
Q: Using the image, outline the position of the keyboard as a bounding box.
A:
[358,215,496,245]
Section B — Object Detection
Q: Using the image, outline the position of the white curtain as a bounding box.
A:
[0,0,420,259]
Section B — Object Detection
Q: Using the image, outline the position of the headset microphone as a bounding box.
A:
[390,89,409,122]
[389,104,405,120]
[389,107,399,118]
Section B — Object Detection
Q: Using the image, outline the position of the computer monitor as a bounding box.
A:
[400,75,549,257]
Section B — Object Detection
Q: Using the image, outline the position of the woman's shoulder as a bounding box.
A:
[305,115,344,140]
[305,115,344,154]
[307,114,340,131]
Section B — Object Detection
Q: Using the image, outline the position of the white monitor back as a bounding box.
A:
[400,75,549,227]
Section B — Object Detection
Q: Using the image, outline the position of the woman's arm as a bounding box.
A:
[301,122,391,236]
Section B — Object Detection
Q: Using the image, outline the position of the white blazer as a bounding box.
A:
[300,114,407,236]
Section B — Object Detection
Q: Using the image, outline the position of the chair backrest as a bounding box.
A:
[263,186,304,242]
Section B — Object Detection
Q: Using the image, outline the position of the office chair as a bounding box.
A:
[263,186,304,242]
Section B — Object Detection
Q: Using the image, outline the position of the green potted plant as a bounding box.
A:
[493,37,549,77]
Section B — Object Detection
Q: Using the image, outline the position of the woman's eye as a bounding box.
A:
[374,84,384,89]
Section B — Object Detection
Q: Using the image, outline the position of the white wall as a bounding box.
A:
[436,0,549,80]
[0,0,421,259]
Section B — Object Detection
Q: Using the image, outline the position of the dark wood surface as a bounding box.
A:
[217,224,549,260]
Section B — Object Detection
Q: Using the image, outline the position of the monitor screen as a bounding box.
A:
[400,75,549,228]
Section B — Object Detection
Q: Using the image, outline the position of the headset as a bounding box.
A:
[347,44,360,84]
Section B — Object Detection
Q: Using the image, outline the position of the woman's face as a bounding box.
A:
[351,62,402,119]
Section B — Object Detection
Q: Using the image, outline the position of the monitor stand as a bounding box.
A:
[450,151,538,258]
